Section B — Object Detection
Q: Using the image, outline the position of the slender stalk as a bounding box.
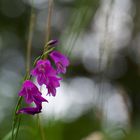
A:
[11,97,22,140]
[37,1,54,139]
[26,2,35,74]
[11,1,35,139]
[37,114,46,140]
[44,0,54,52]
[14,115,22,140]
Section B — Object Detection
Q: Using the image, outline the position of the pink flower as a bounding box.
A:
[49,51,69,74]
[31,60,56,86]
[19,80,47,104]
[47,76,62,96]
[17,80,47,115]
[31,59,61,96]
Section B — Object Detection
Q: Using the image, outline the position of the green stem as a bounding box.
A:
[42,47,55,59]
[14,115,22,140]
[44,0,53,52]
[37,114,46,140]
[26,0,35,73]
[11,97,22,140]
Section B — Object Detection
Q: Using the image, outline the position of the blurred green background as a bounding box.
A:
[0,0,140,140]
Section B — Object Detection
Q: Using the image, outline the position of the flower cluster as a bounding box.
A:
[17,41,69,115]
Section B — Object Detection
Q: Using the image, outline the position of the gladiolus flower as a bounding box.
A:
[31,59,62,96]
[17,80,47,115]
[19,80,47,104]
[49,51,69,74]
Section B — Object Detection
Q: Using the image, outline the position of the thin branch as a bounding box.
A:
[44,0,54,52]
[26,2,36,73]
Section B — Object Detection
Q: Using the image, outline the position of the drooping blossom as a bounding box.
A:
[49,51,69,74]
[17,105,42,115]
[31,59,62,96]
[18,80,47,104]
[17,98,44,115]
[31,60,55,85]
[47,76,62,96]
[17,80,47,115]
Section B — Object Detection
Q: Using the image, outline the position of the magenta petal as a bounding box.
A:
[49,77,62,87]
[56,63,66,74]
[31,59,57,86]
[49,51,69,74]
[47,85,56,96]
[45,76,62,96]
[18,88,25,96]
[37,74,46,86]
[34,95,48,103]
[30,59,61,97]
[31,69,38,76]
[25,93,33,104]
[17,107,41,115]
[18,80,47,104]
